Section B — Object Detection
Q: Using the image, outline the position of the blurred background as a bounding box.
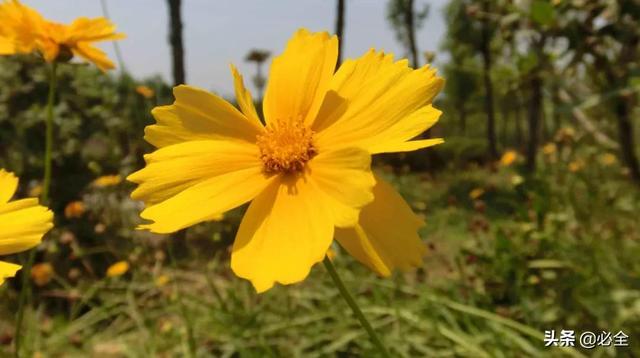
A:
[1,0,639,356]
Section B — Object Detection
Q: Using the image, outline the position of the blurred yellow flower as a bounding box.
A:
[326,248,337,261]
[31,262,54,286]
[0,0,44,55]
[469,187,485,200]
[0,0,125,71]
[599,153,617,166]
[499,150,518,167]
[29,183,42,197]
[555,127,575,143]
[64,201,85,219]
[542,142,556,155]
[0,169,53,285]
[92,174,122,187]
[155,274,170,287]
[511,174,524,186]
[568,159,585,173]
[106,261,129,278]
[136,85,155,99]
[128,29,444,292]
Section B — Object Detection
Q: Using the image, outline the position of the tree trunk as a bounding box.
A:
[459,104,467,135]
[515,91,523,149]
[480,1,497,159]
[526,75,542,172]
[405,0,419,68]
[615,96,640,185]
[167,0,185,86]
[335,0,345,66]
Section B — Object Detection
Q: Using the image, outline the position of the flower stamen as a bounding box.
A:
[256,119,316,174]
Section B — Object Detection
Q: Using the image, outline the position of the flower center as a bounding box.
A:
[256,119,317,174]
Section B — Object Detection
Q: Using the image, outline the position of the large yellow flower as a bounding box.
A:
[129,29,444,292]
[0,169,53,285]
[0,0,124,71]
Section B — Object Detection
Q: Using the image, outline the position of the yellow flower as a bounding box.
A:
[568,159,585,173]
[128,29,444,292]
[0,0,44,55]
[542,142,556,155]
[31,262,54,286]
[0,0,125,71]
[92,174,122,187]
[136,85,155,99]
[38,16,125,71]
[155,274,170,287]
[106,261,129,278]
[599,153,617,166]
[499,150,518,167]
[469,188,485,200]
[0,169,53,285]
[64,200,85,219]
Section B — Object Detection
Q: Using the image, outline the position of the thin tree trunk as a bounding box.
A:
[615,96,640,185]
[514,100,524,150]
[526,75,542,172]
[335,0,345,66]
[501,104,509,148]
[480,1,497,159]
[167,0,185,86]
[405,0,419,68]
[459,104,467,135]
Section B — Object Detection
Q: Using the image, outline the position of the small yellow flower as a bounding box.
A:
[31,262,54,286]
[555,127,575,143]
[568,159,585,173]
[136,85,155,99]
[0,169,53,285]
[29,184,42,197]
[128,29,444,292]
[469,188,485,200]
[599,153,617,166]
[0,0,125,71]
[542,143,556,155]
[64,201,85,219]
[499,150,518,167]
[326,248,337,261]
[92,174,122,187]
[510,174,524,186]
[155,274,170,287]
[106,261,129,278]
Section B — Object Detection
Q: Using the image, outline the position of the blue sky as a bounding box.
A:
[23,0,447,96]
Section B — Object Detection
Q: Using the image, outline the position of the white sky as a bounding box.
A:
[23,0,447,97]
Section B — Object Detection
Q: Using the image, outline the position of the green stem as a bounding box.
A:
[322,257,391,357]
[167,242,197,358]
[14,62,57,358]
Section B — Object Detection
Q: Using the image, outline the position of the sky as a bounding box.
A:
[23,0,447,97]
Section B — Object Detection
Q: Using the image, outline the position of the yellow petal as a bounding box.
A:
[65,17,125,43]
[129,140,264,205]
[308,147,375,227]
[72,42,115,71]
[131,140,275,234]
[0,169,18,204]
[230,64,262,127]
[335,176,426,276]
[0,198,53,256]
[263,29,338,126]
[314,50,444,153]
[145,85,264,148]
[0,261,21,286]
[231,176,334,292]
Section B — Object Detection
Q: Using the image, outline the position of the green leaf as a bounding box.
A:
[531,0,555,26]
